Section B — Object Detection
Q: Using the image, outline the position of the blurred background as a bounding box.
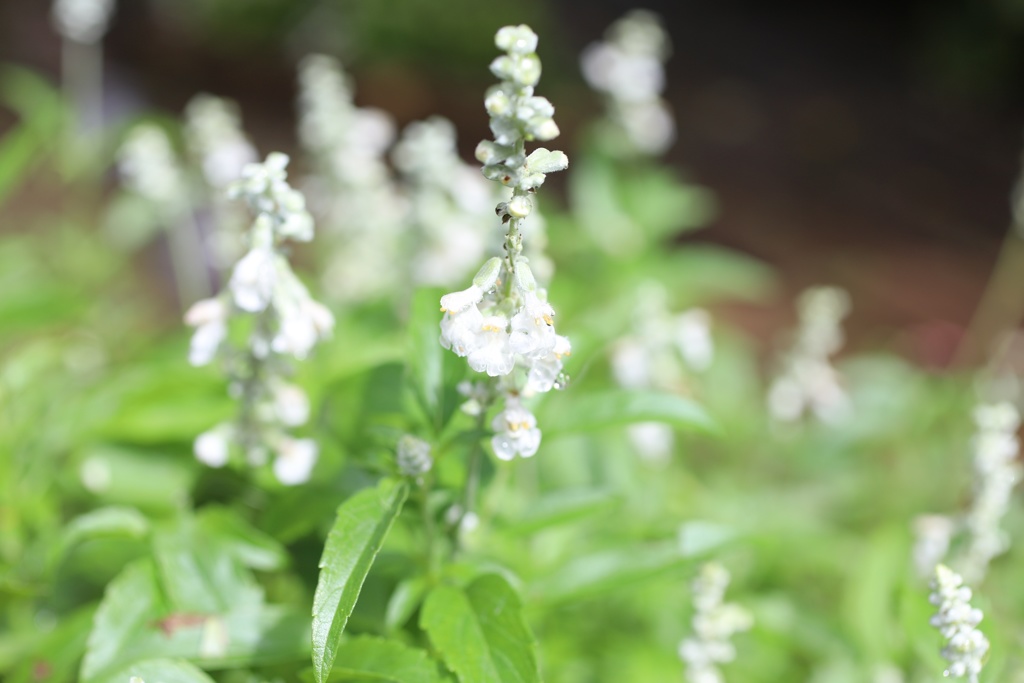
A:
[2,0,1024,361]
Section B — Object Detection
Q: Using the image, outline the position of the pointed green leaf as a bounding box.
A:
[312,479,410,683]
[80,560,163,682]
[421,574,540,683]
[498,489,620,535]
[328,636,444,683]
[52,506,150,569]
[81,553,309,682]
[408,287,465,435]
[197,506,289,571]
[542,390,716,438]
[98,659,216,683]
[531,533,733,605]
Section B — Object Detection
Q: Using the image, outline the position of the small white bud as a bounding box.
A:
[507,195,533,218]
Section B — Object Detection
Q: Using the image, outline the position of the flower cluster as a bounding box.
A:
[397,435,433,479]
[767,286,851,424]
[678,563,753,683]
[392,116,495,286]
[439,25,569,461]
[960,401,1021,582]
[580,10,675,156]
[611,283,713,462]
[187,153,333,486]
[118,124,189,211]
[185,94,258,190]
[911,514,956,580]
[51,0,115,44]
[929,564,989,683]
[297,54,405,303]
[184,94,259,270]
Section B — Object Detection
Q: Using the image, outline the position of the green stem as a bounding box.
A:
[954,232,1024,369]
[418,474,439,577]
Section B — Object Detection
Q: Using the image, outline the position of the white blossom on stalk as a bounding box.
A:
[678,563,753,683]
[912,514,956,580]
[183,297,228,367]
[929,564,989,683]
[491,400,542,460]
[767,286,850,424]
[960,401,1021,583]
[393,117,494,286]
[397,435,433,478]
[118,124,189,210]
[581,10,675,155]
[611,283,713,462]
[272,437,318,486]
[297,54,405,303]
[194,423,233,468]
[187,153,332,486]
[438,25,569,461]
[185,94,258,189]
[52,0,114,44]
[183,94,258,271]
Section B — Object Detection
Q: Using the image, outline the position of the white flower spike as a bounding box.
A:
[438,25,570,461]
[929,564,989,683]
[186,152,331,485]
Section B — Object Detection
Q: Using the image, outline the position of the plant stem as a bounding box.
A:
[955,231,1024,368]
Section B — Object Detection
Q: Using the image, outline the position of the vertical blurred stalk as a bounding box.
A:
[61,37,104,174]
[166,205,213,312]
[955,230,1024,369]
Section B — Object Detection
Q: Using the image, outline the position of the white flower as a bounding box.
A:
[929,564,989,682]
[118,124,187,209]
[195,424,232,467]
[230,244,278,312]
[628,422,674,463]
[272,294,335,360]
[509,293,557,360]
[676,309,713,372]
[272,437,318,485]
[961,400,1022,582]
[611,339,651,390]
[467,315,515,377]
[397,435,433,477]
[184,297,228,366]
[524,334,570,394]
[440,285,485,314]
[679,563,753,683]
[491,400,541,460]
[273,383,310,427]
[184,94,257,189]
[52,0,115,44]
[912,514,955,579]
[440,305,484,357]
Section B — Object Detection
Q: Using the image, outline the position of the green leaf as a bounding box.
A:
[76,445,196,512]
[541,390,716,438]
[530,535,731,605]
[420,574,540,683]
[0,67,64,207]
[197,506,289,571]
[80,560,164,682]
[151,521,262,613]
[327,636,444,683]
[312,479,410,683]
[53,506,150,568]
[81,552,309,682]
[384,577,429,633]
[97,659,216,683]
[619,167,716,239]
[407,287,465,436]
[499,489,620,535]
